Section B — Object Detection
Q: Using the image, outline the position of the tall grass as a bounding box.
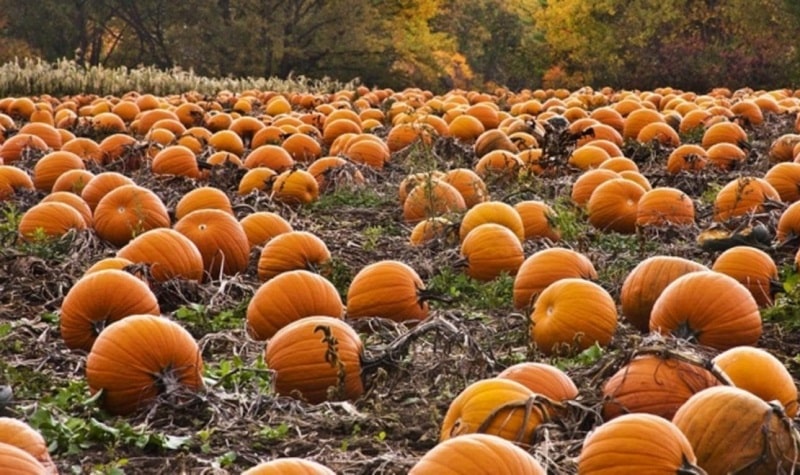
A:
[0,57,358,96]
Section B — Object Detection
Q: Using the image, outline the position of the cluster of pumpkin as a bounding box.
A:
[2,82,800,473]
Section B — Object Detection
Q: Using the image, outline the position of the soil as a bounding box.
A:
[1,107,800,474]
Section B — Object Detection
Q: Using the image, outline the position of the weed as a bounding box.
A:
[203,355,271,393]
[762,265,800,329]
[427,267,514,310]
[174,303,246,334]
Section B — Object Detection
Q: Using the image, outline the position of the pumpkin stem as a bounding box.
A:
[671,321,701,344]
[474,394,556,445]
[360,315,483,379]
[677,454,708,475]
[417,287,453,305]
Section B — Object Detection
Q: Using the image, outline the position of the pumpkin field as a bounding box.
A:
[4,79,800,474]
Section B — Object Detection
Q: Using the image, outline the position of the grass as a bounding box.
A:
[426,267,514,311]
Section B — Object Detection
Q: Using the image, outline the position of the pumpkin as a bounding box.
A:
[346,260,429,323]
[271,169,319,205]
[665,144,708,175]
[448,114,485,143]
[174,209,250,278]
[731,99,764,126]
[0,442,48,474]
[768,133,800,163]
[0,165,34,200]
[530,278,617,356]
[265,316,363,403]
[777,200,800,241]
[474,150,524,181]
[60,269,160,352]
[672,386,797,474]
[238,167,277,195]
[307,156,365,192]
[398,171,446,205]
[229,116,265,145]
[40,191,93,227]
[257,230,331,282]
[83,257,135,276]
[473,129,517,158]
[61,137,103,164]
[240,211,293,248]
[344,137,390,170]
[85,314,204,415]
[513,200,560,242]
[711,246,778,307]
[635,187,695,228]
[460,223,524,281]
[242,458,335,475]
[409,433,546,475]
[80,171,135,211]
[280,133,322,164]
[93,184,171,247]
[713,346,797,417]
[403,178,466,224]
[151,145,202,179]
[98,133,141,167]
[0,133,49,164]
[134,108,178,134]
[247,270,344,340]
[387,122,430,152]
[174,186,233,220]
[587,177,646,234]
[701,120,749,149]
[50,168,94,194]
[0,417,55,472]
[649,271,761,350]
[589,107,625,133]
[636,121,680,146]
[620,256,708,332]
[579,413,702,474]
[322,118,362,147]
[713,176,780,222]
[764,162,800,203]
[18,122,62,150]
[409,217,455,246]
[570,169,620,207]
[622,108,664,140]
[567,144,610,170]
[513,248,597,311]
[597,156,637,172]
[459,201,524,243]
[18,201,87,241]
[243,145,295,171]
[117,228,204,282]
[32,150,85,192]
[439,378,545,445]
[601,354,719,421]
[174,102,205,128]
[706,142,747,170]
[497,362,578,409]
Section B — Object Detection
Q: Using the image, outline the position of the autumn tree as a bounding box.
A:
[536,0,800,90]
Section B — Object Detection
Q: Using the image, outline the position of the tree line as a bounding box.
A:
[1,0,798,92]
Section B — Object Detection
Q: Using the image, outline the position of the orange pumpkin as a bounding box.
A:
[635,187,695,228]
[18,201,87,241]
[570,169,620,207]
[257,231,330,282]
[713,176,780,222]
[117,228,204,282]
[50,168,94,195]
[238,167,277,195]
[242,458,335,475]
[439,378,545,445]
[601,354,719,421]
[530,278,617,356]
[402,178,466,224]
[777,200,800,242]
[620,256,708,332]
[151,145,202,179]
[665,144,708,175]
[672,386,797,474]
[240,211,293,248]
[40,191,93,227]
[701,120,749,149]
[711,246,778,307]
[174,209,251,278]
[764,162,800,203]
[0,442,48,474]
[93,184,171,247]
[513,248,597,311]
[458,201,524,242]
[649,271,761,350]
[0,133,49,164]
[307,156,365,193]
[60,269,160,351]
[243,145,295,172]
[32,150,85,192]
[80,171,135,211]
[175,186,233,220]
[567,144,610,170]
[247,270,343,340]
[587,178,646,234]
[497,362,578,406]
[271,169,319,205]
[0,165,34,200]
[86,314,204,415]
[579,413,701,474]
[460,223,524,281]
[265,316,363,403]
[346,260,429,323]
[409,433,546,475]
[513,200,560,242]
[636,121,680,146]
[0,417,56,472]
